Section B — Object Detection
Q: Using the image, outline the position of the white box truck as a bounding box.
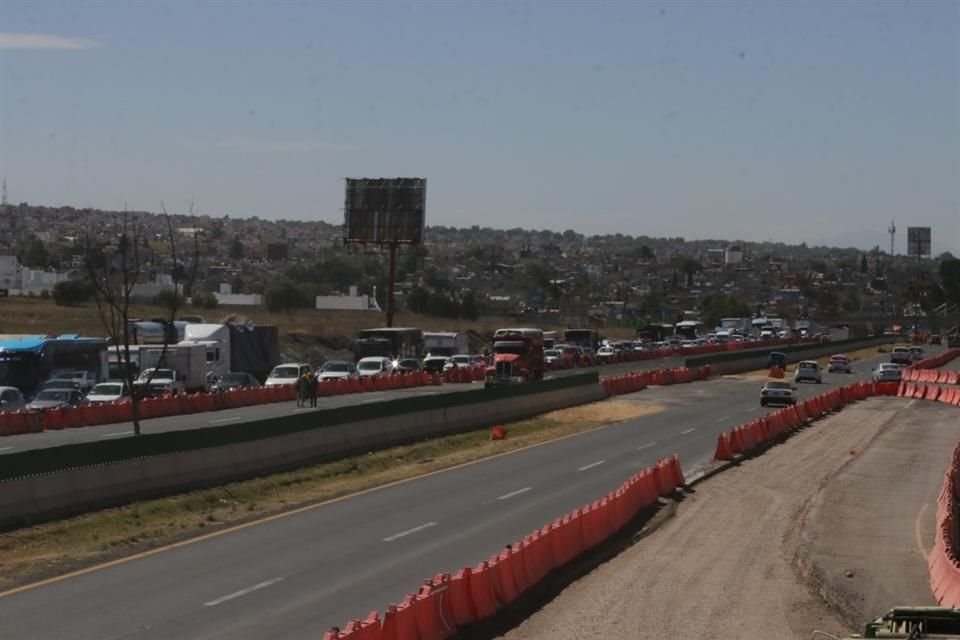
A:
[182,323,280,383]
[423,331,469,357]
[139,343,208,393]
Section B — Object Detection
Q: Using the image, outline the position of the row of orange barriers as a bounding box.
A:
[930,433,960,606]
[602,365,711,397]
[713,381,900,461]
[322,455,685,640]
[0,372,443,437]
[898,382,960,406]
[902,368,960,385]
[909,348,960,371]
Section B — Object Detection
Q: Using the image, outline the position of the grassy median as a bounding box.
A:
[0,399,662,591]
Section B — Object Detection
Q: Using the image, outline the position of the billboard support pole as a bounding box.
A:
[386,242,397,328]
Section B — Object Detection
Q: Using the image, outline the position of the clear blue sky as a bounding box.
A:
[1,1,957,253]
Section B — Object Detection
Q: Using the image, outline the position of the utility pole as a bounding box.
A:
[888,219,896,257]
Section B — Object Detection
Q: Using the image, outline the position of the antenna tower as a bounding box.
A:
[888,219,895,256]
[1,178,7,207]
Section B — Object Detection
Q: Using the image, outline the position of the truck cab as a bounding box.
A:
[485,328,545,387]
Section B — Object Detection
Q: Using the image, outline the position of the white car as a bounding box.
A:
[443,354,474,371]
[316,360,357,381]
[826,354,852,374]
[760,380,797,407]
[596,346,616,362]
[356,357,393,377]
[872,363,902,383]
[890,346,912,365]
[86,381,130,403]
[794,360,822,384]
[264,363,312,387]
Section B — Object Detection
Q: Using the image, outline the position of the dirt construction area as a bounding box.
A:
[503,396,960,640]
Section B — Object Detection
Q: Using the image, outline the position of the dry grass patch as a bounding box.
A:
[0,399,660,591]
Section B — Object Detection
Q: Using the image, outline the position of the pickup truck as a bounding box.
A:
[134,367,186,397]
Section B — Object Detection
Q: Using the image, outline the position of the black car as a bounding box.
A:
[767,351,787,369]
[422,356,448,374]
[211,372,261,392]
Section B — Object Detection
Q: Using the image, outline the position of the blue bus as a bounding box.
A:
[0,335,109,397]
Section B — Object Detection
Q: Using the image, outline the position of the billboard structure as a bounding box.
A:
[344,178,426,245]
[907,226,931,257]
[343,178,427,327]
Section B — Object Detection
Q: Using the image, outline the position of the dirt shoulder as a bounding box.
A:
[503,397,913,640]
[797,399,960,626]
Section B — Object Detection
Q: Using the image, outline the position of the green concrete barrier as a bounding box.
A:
[0,372,599,482]
[684,336,890,369]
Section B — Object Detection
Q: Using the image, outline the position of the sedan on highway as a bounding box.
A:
[0,386,26,412]
[827,354,852,374]
[422,355,448,374]
[264,363,312,387]
[27,389,86,411]
[872,363,902,383]
[760,380,797,407]
[315,361,357,381]
[890,346,912,365]
[356,356,393,377]
[596,346,616,363]
[211,372,262,392]
[443,354,474,371]
[794,360,822,384]
[392,358,422,374]
[544,349,562,367]
[86,381,130,403]
[909,346,925,363]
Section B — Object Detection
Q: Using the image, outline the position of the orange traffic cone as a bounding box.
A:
[490,425,508,440]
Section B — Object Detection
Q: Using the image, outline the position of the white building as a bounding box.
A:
[20,268,71,295]
[0,256,22,292]
[315,286,381,311]
[725,245,744,265]
[213,283,263,306]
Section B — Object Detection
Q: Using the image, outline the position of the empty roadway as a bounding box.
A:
[0,349,907,640]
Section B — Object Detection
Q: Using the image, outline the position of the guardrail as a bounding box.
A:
[684,335,891,369]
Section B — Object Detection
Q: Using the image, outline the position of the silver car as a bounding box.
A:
[0,386,26,412]
[27,389,86,411]
[760,380,797,407]
[872,363,902,382]
[794,360,822,384]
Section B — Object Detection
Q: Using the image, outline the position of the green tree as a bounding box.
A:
[460,291,479,320]
[939,259,960,309]
[265,277,310,312]
[699,293,751,329]
[191,290,219,309]
[230,275,245,294]
[228,236,244,260]
[20,236,49,268]
[406,286,430,314]
[52,279,94,306]
[153,288,187,312]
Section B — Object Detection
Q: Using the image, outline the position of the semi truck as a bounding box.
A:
[485,328,545,388]
[181,323,280,383]
[423,331,469,357]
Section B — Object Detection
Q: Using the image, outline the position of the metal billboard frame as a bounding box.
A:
[907,226,932,257]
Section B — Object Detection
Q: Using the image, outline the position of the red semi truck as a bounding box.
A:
[485,328,545,388]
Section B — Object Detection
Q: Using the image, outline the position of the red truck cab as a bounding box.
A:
[485,328,545,387]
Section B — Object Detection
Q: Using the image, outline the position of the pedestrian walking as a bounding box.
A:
[309,370,318,408]
[297,371,309,407]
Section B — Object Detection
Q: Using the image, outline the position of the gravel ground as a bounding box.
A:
[503,398,905,640]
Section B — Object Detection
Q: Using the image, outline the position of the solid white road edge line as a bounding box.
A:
[101,431,134,438]
[680,427,697,435]
[577,460,606,472]
[209,417,244,424]
[0,446,14,452]
[715,416,730,422]
[636,442,656,450]
[496,487,533,501]
[383,521,438,542]
[204,577,284,607]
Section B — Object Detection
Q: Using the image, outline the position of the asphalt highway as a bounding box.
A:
[0,355,695,453]
[0,349,906,640]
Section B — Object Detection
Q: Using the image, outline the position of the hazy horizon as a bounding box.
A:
[2,1,957,254]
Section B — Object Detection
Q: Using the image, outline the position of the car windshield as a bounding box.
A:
[799,363,816,369]
[91,384,122,395]
[766,382,792,390]
[323,363,351,372]
[358,361,383,371]
[220,374,247,383]
[44,380,77,389]
[452,356,471,363]
[271,367,300,379]
[830,356,847,361]
[35,390,69,402]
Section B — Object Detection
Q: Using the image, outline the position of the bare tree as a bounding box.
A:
[83,207,199,435]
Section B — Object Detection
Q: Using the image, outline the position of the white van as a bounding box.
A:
[264,363,312,387]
